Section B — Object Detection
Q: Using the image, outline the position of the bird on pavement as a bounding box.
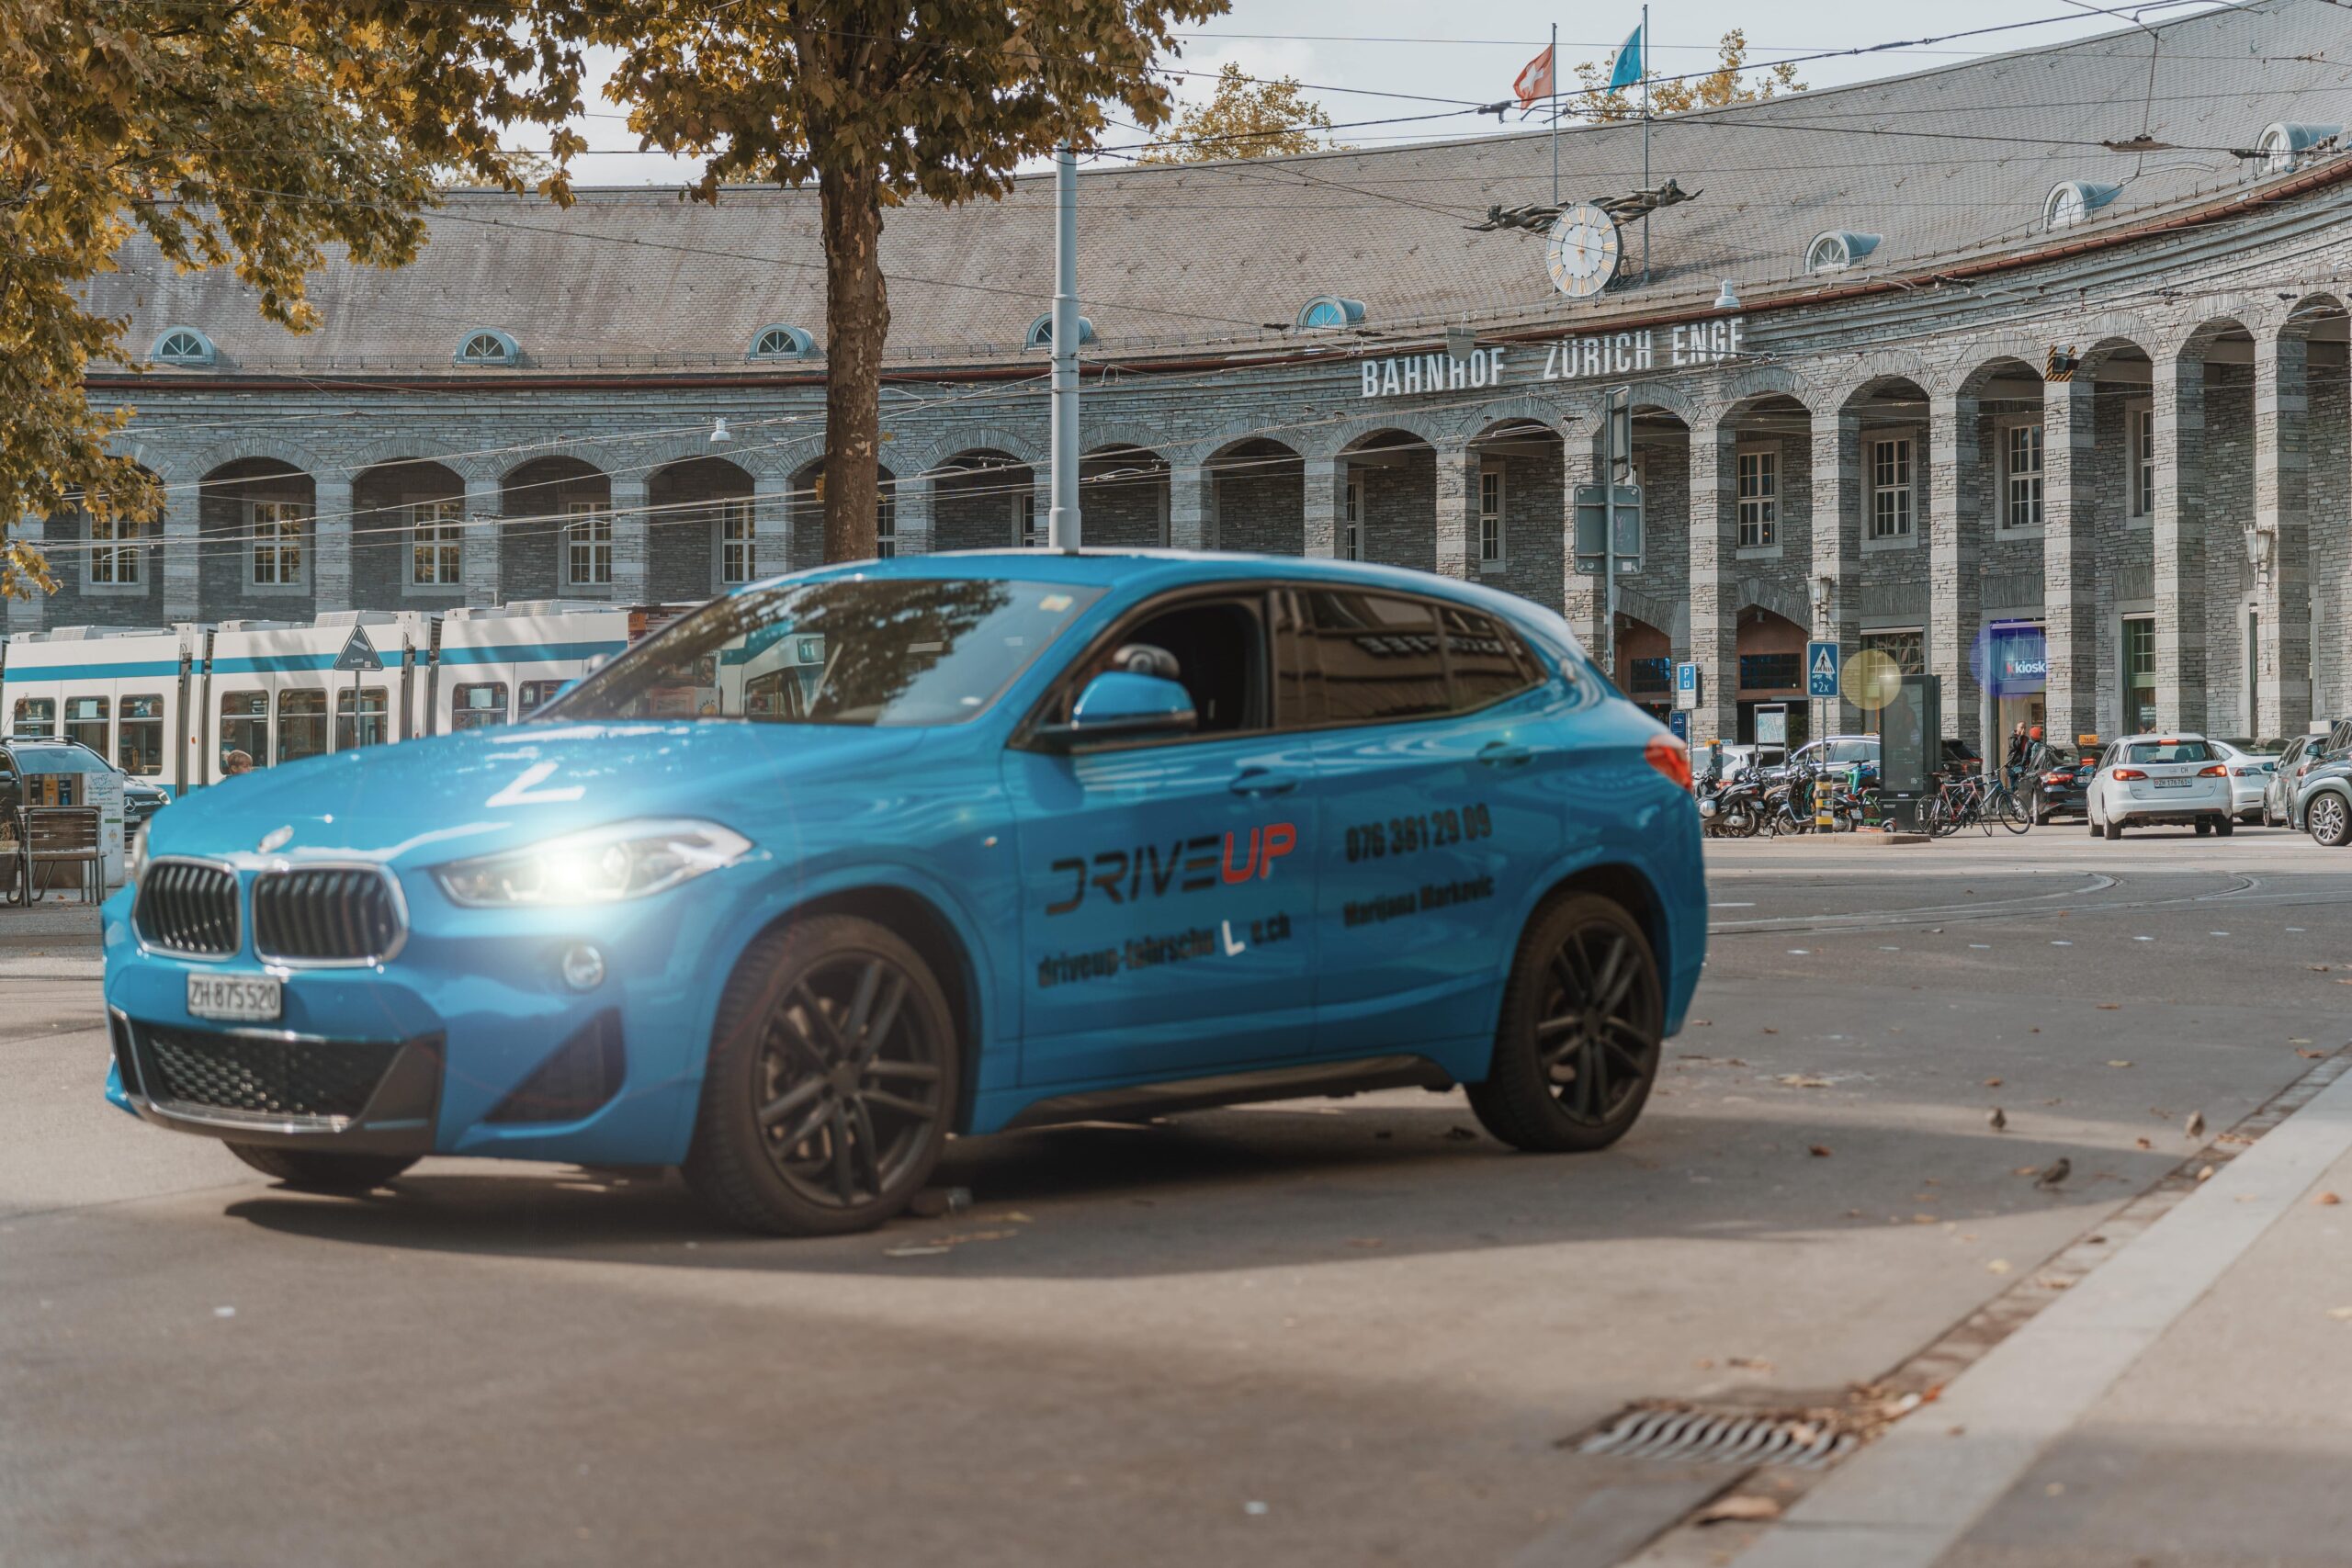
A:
[2186,1110,2207,1140]
[1987,1107,2007,1133]
[2035,1157,2072,1190]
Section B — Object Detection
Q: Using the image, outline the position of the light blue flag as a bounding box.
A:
[1607,22,1645,92]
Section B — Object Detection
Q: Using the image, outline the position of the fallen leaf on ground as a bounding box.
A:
[1694,1357,1716,1370]
[2329,1306,2352,1321]
[2196,1166,2216,1181]
[2135,1137,2152,1149]
[1913,1214,1936,1224]
[2097,1003,2120,1010]
[1347,1237,1385,1249]
[2318,1192,2342,1206]
[1727,1356,1774,1371]
[2014,1167,2041,1176]
[1808,1145,1833,1157]
[2301,1049,2328,1059]
[1696,1495,1782,1526]
[1986,1259,2013,1275]
[2108,1060,2133,1068]
[1779,1075,1833,1089]
[1984,1077,2004,1088]
[1761,1027,1779,1034]
[1691,1019,1713,1027]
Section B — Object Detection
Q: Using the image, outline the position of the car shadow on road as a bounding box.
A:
[222,1098,2138,1279]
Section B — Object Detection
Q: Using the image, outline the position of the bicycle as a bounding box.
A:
[1979,769,2034,834]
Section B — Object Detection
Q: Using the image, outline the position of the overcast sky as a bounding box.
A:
[560,1,2231,186]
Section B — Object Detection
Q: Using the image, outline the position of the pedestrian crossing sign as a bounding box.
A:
[1806,641,1839,698]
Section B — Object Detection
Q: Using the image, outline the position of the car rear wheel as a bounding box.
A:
[684,915,959,1236]
[1469,895,1663,1154]
[226,1145,415,1190]
[2196,819,2212,837]
[2103,816,2123,840]
[2216,817,2235,838]
[2312,793,2352,849]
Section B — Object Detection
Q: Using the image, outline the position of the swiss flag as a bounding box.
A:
[1513,45,1555,111]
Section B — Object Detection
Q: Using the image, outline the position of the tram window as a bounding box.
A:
[335,685,390,750]
[12,698,54,738]
[117,695,164,776]
[63,695,108,755]
[518,680,567,715]
[219,691,267,771]
[450,682,509,731]
[743,671,809,718]
[277,690,328,763]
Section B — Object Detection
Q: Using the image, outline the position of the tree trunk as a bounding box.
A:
[819,165,888,562]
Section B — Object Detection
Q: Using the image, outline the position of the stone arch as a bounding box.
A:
[1942,340,2051,401]
[196,456,317,619]
[901,424,1045,482]
[349,459,469,605]
[1713,365,1822,420]
[932,447,1035,552]
[2077,333,2155,378]
[1443,391,1573,443]
[1207,437,1305,558]
[1829,348,1936,406]
[1306,410,1452,464]
[1736,576,1809,626]
[646,456,757,602]
[629,426,796,488]
[786,456,902,570]
[187,437,333,483]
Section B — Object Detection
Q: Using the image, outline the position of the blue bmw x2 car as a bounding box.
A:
[104,553,1705,1235]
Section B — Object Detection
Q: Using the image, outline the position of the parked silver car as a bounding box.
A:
[2210,739,2278,823]
[2263,734,2319,827]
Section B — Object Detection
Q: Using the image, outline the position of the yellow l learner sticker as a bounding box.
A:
[1038,594,1073,612]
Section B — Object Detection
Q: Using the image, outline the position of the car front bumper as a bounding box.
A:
[100,872,746,1168]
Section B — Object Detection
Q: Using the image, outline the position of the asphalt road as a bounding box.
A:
[5,827,2349,1567]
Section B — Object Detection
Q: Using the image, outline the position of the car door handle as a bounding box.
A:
[1478,742,1534,767]
[1229,768,1299,796]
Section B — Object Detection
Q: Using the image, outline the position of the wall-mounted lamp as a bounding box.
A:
[709,417,733,446]
[2245,522,2276,586]
[1810,575,1835,614]
[1713,279,1742,311]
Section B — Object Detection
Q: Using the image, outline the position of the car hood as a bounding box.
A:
[143,722,928,866]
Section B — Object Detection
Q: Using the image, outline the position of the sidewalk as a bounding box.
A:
[0,901,102,949]
[1714,1057,2352,1568]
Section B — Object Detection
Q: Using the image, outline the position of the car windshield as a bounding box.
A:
[2123,739,2212,765]
[544,576,1102,728]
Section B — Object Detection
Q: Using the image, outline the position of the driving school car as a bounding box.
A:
[102,552,1706,1235]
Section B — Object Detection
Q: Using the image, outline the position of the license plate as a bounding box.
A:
[187,973,282,1023]
[2153,778,2191,790]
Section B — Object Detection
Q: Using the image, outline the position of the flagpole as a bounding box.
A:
[1549,21,1559,206]
[1640,4,1651,283]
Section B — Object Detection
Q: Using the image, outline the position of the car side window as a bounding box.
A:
[1437,604,1541,712]
[1277,590,1451,728]
[1046,592,1270,739]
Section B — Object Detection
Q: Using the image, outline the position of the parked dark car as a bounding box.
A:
[123,777,169,827]
[2031,746,2093,824]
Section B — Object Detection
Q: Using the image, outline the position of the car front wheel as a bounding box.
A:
[2312,793,2352,849]
[226,1145,416,1190]
[1469,894,1663,1154]
[684,914,959,1235]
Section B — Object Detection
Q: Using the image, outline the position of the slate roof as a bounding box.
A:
[92,0,2351,373]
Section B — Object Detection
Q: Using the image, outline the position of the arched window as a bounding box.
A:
[1023,313,1096,349]
[2042,180,2120,231]
[453,329,519,367]
[150,327,215,367]
[2258,121,2341,175]
[1295,296,1367,332]
[1804,231,1881,275]
[748,324,815,360]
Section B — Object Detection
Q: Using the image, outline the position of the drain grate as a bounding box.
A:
[1576,1404,1863,1469]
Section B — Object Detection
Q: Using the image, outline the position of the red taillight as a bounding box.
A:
[2042,772,2072,785]
[1646,735,1693,790]
[2199,764,2227,777]
[2113,768,2148,780]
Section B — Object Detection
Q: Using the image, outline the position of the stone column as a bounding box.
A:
[164,486,200,624]
[2253,331,2312,739]
[1928,389,1984,748]
[753,482,791,577]
[2041,377,2098,741]
[892,474,935,557]
[1810,412,1861,733]
[1168,465,1214,550]
[1433,442,1476,581]
[2152,353,2207,733]
[1686,416,1739,745]
[608,476,649,602]
[462,477,503,608]
[1302,455,1346,559]
[1561,437,1605,657]
[7,513,44,633]
[312,476,354,614]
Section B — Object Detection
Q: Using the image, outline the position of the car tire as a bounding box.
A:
[2312,793,2352,849]
[1468,894,1663,1155]
[2103,817,2123,840]
[225,1144,416,1190]
[2196,818,2212,837]
[2217,817,2235,838]
[683,914,959,1237]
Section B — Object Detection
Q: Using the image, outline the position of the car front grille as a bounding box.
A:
[132,861,241,956]
[252,867,404,964]
[143,1024,401,1120]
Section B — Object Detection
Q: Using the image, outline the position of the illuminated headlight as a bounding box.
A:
[432,819,751,908]
[125,822,149,888]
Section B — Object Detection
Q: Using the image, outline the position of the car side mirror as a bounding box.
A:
[1035,671,1197,750]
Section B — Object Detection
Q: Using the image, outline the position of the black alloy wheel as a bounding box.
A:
[684,915,957,1235]
[1469,894,1664,1153]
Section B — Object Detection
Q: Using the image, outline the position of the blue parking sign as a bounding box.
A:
[1806,641,1840,698]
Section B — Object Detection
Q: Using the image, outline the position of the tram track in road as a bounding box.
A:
[1704,870,2272,938]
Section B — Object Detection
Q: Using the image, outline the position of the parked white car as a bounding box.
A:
[2210,738,2278,823]
[2087,733,2235,839]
